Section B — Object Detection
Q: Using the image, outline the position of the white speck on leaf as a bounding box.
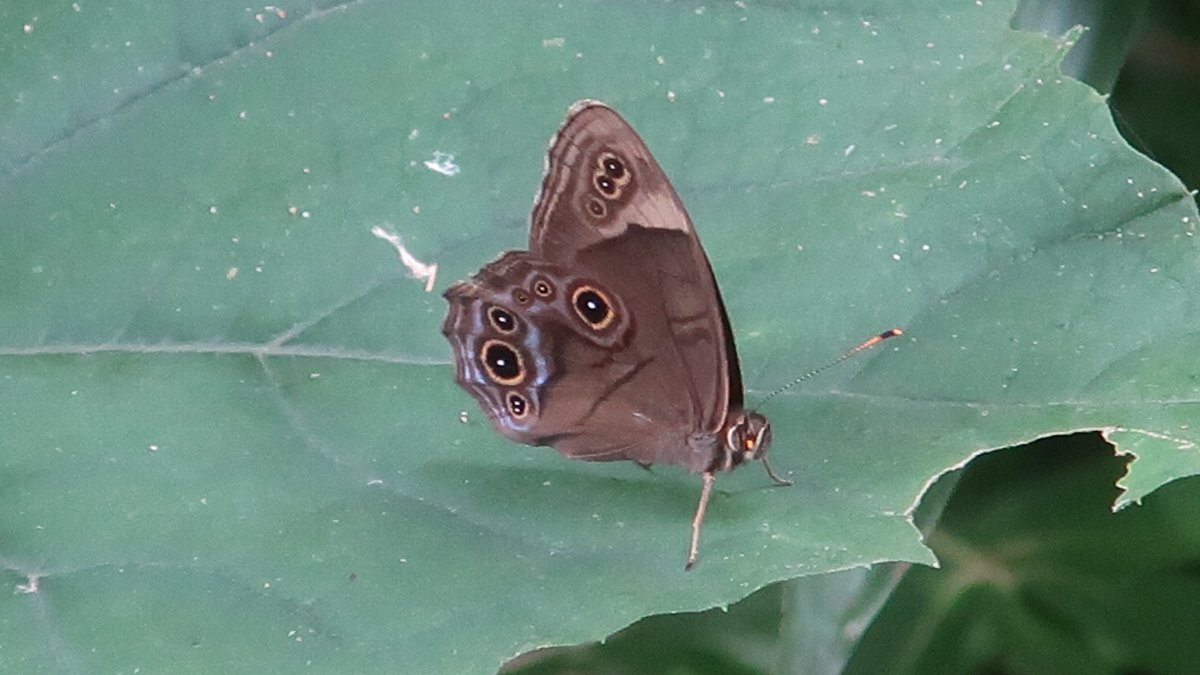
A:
[16,575,40,594]
[424,151,460,176]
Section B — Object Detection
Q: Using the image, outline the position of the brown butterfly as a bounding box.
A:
[443,100,791,569]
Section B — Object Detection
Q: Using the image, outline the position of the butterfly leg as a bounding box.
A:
[760,456,793,486]
[685,471,717,570]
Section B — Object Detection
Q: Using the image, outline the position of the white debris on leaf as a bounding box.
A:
[371,226,438,292]
[17,574,41,594]
[424,151,460,176]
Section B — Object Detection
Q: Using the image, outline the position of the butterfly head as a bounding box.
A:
[724,410,772,468]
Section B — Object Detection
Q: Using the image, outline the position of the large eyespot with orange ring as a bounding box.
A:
[571,284,616,330]
[530,276,555,300]
[505,392,530,419]
[480,339,524,386]
[486,306,519,334]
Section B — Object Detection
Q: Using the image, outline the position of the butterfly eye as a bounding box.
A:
[487,306,518,334]
[481,339,524,386]
[727,413,771,460]
[571,285,615,330]
[506,392,529,418]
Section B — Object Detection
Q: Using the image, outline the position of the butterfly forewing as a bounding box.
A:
[526,101,741,441]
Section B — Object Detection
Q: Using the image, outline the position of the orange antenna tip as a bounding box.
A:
[860,328,904,349]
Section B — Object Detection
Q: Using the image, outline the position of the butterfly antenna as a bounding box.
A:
[757,329,904,408]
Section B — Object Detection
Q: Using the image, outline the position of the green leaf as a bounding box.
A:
[509,436,1200,674]
[506,585,787,675]
[845,434,1200,675]
[2,0,1198,672]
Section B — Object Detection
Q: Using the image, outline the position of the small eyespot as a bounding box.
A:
[586,196,607,218]
[481,339,524,386]
[532,278,554,298]
[487,306,518,334]
[513,288,532,306]
[506,392,529,418]
[594,173,617,196]
[601,153,626,180]
[571,285,615,330]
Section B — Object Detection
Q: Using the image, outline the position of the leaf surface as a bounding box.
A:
[2,0,1197,672]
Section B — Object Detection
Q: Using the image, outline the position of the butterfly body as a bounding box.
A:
[443,100,779,567]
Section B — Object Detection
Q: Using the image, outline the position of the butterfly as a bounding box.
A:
[445,100,831,568]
